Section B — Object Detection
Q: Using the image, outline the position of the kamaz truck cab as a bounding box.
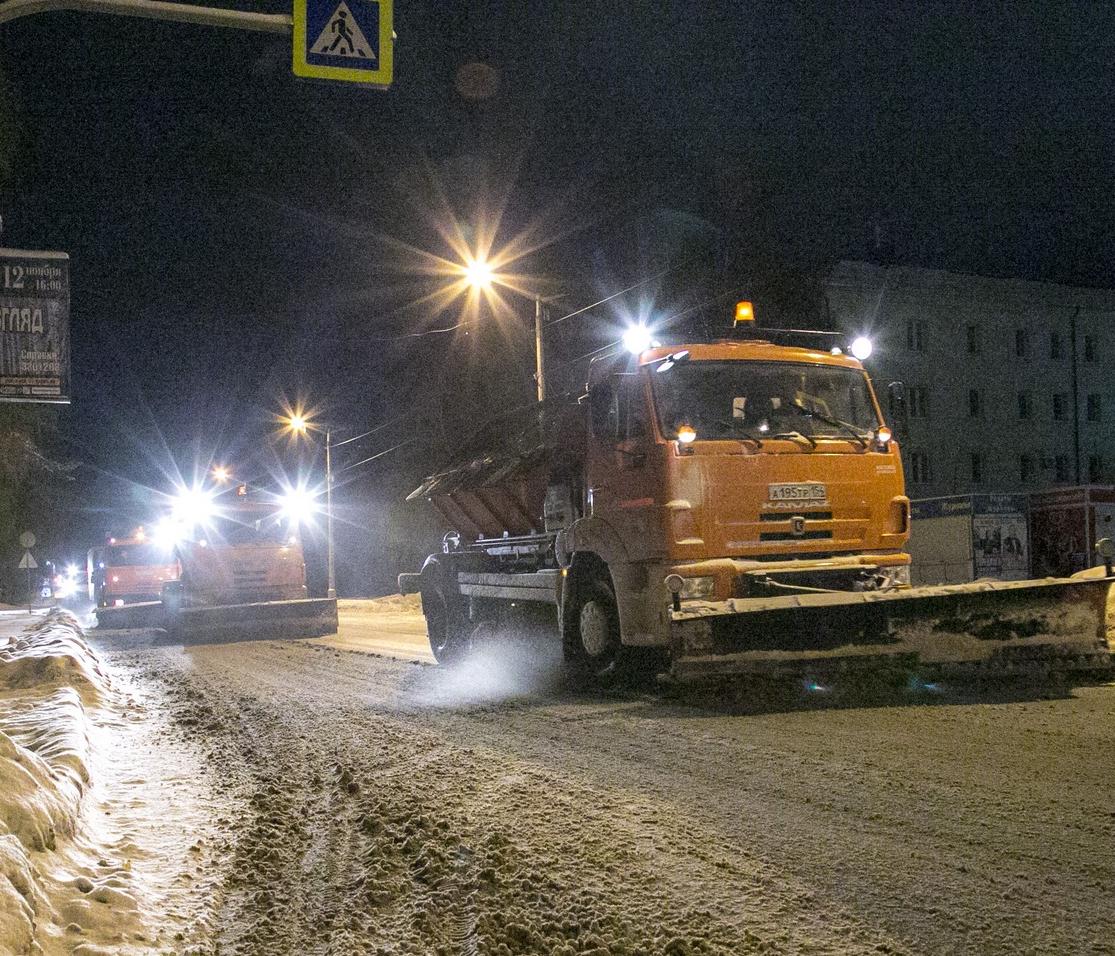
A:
[95,531,179,607]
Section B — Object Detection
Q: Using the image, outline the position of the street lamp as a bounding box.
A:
[281,411,336,600]
[460,255,548,403]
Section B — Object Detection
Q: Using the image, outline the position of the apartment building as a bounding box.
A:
[825,261,1115,498]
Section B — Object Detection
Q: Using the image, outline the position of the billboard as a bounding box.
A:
[0,248,70,404]
[970,494,1029,580]
[909,493,1029,584]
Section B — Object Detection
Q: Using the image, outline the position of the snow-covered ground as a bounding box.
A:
[81,597,1115,955]
[7,597,1111,952]
[0,610,229,954]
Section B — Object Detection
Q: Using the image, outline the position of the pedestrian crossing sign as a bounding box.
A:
[293,0,392,88]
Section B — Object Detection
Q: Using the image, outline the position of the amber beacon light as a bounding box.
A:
[733,301,755,326]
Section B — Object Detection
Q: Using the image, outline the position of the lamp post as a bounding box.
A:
[462,257,547,403]
[284,413,336,600]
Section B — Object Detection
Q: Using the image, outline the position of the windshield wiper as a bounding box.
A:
[768,430,817,449]
[790,400,868,448]
[714,419,764,446]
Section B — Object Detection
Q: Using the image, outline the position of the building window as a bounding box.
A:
[966,325,980,355]
[968,388,984,418]
[1015,329,1030,358]
[1089,455,1105,484]
[908,387,929,419]
[1050,332,1062,359]
[1017,392,1033,419]
[1088,394,1102,422]
[907,319,927,351]
[1055,454,1071,483]
[971,453,984,484]
[1020,454,1036,481]
[1085,335,1097,362]
[909,451,931,483]
[1053,393,1069,421]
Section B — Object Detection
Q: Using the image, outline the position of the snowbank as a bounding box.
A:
[0,611,144,955]
[337,593,422,615]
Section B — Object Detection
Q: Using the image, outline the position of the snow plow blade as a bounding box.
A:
[163,598,338,643]
[94,601,166,630]
[669,576,1115,683]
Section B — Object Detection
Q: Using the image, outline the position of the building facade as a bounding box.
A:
[825,261,1115,499]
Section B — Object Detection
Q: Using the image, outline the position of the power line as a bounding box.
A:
[544,261,683,327]
[335,436,420,477]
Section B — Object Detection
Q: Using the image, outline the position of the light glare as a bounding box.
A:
[280,486,319,524]
[463,258,494,290]
[172,487,217,527]
[851,336,873,360]
[623,324,653,355]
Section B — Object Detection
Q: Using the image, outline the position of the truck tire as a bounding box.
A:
[419,563,470,664]
[564,576,622,681]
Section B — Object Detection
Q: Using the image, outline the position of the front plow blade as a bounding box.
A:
[669,577,1114,683]
[95,601,165,630]
[165,597,338,643]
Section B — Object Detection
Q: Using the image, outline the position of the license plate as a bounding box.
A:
[768,482,827,502]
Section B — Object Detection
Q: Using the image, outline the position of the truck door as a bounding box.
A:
[586,372,663,562]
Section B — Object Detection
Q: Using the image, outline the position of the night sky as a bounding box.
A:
[1,2,1113,592]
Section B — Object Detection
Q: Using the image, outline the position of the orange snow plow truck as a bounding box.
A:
[159,493,337,642]
[96,488,336,640]
[402,307,1115,684]
[93,532,178,607]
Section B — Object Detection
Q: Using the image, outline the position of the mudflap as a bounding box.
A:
[164,598,339,643]
[95,601,166,630]
[669,577,1115,684]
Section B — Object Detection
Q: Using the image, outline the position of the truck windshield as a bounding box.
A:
[650,360,880,442]
[215,515,296,547]
[106,543,174,567]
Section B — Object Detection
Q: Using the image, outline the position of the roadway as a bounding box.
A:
[82,598,1115,955]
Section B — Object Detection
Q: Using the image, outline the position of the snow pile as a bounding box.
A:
[0,610,144,955]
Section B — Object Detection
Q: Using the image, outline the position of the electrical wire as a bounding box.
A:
[543,260,684,327]
[334,436,420,476]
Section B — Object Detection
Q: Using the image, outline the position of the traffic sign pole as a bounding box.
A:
[0,0,291,31]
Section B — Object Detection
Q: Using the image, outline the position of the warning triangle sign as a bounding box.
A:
[18,550,37,569]
[310,2,376,62]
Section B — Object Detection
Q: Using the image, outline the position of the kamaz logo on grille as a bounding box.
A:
[790,515,807,536]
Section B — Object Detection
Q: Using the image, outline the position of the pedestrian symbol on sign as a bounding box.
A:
[310,2,375,61]
[293,0,392,87]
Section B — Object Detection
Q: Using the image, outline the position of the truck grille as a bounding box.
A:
[758,510,834,542]
[759,530,834,542]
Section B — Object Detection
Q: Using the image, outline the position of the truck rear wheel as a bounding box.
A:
[564,577,622,680]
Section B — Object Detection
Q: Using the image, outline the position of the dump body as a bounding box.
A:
[404,336,1113,681]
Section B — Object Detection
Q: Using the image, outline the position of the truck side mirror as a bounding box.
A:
[615,439,647,470]
[887,381,908,439]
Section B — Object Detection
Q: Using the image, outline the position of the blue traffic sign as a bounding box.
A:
[293,0,392,87]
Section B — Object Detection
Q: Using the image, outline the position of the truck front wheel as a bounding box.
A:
[564,578,621,680]
[421,584,470,664]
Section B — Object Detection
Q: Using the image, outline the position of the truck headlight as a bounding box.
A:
[882,565,911,589]
[678,575,717,599]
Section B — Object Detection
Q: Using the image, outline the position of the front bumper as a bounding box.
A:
[669,552,911,602]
